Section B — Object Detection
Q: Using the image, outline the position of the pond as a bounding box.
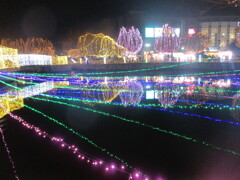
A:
[0,72,240,180]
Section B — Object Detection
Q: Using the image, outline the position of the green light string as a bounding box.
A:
[53,85,240,94]
[2,73,239,95]
[0,79,136,169]
[30,95,240,157]
[0,74,238,112]
[45,94,239,111]
[0,73,238,113]
[10,65,240,79]
[1,78,240,159]
[11,62,192,77]
[19,102,133,168]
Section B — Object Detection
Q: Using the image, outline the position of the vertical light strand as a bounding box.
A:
[0,128,20,180]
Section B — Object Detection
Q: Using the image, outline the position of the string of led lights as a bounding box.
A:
[0,73,238,111]
[6,111,133,178]
[38,93,240,127]
[0,74,238,126]
[1,78,240,179]
[0,127,20,180]
[26,96,240,157]
[45,91,239,110]
[3,62,192,77]
[0,79,138,171]
[0,80,240,157]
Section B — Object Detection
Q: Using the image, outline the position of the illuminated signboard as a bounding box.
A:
[145,28,154,38]
[145,27,180,38]
[155,28,162,37]
[188,28,196,37]
[174,28,180,37]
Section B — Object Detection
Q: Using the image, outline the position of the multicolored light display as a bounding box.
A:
[117,26,143,56]
[154,24,181,54]
[0,69,240,180]
[0,38,55,55]
[77,33,126,58]
[0,128,20,180]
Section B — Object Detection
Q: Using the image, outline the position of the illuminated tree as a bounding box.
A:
[154,24,181,54]
[77,33,126,57]
[154,83,181,108]
[117,26,143,55]
[0,38,55,55]
[181,32,210,53]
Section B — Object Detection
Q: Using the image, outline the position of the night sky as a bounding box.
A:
[0,0,239,42]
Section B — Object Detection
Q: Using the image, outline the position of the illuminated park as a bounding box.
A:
[1,1,240,180]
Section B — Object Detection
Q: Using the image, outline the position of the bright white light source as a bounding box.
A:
[145,43,151,47]
[146,90,154,99]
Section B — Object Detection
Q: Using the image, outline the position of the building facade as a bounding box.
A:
[199,16,240,51]
[117,11,240,53]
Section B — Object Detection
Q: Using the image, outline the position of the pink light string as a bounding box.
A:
[0,127,20,180]
[7,111,150,179]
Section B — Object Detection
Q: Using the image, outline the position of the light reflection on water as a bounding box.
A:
[1,73,240,179]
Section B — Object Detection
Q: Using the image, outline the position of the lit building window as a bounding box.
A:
[210,27,217,46]
[229,27,235,44]
[220,27,227,48]
[201,27,208,36]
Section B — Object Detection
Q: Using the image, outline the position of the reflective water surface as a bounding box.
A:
[0,72,240,180]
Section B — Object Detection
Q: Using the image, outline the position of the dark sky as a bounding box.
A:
[0,0,239,41]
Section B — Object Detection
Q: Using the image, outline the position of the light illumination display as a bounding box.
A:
[20,81,54,98]
[1,71,240,180]
[18,54,52,66]
[188,28,196,37]
[0,46,19,69]
[52,55,68,65]
[0,81,53,118]
[154,24,181,54]
[0,128,20,180]
[7,110,136,179]
[183,85,208,105]
[181,32,210,53]
[77,33,126,58]
[67,49,81,59]
[0,38,55,55]
[119,79,143,107]
[81,82,120,104]
[154,83,181,108]
[18,54,68,66]
[0,95,10,118]
[117,26,143,55]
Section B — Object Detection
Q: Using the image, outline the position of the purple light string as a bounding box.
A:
[45,94,240,127]
[0,127,20,180]
[7,111,138,179]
